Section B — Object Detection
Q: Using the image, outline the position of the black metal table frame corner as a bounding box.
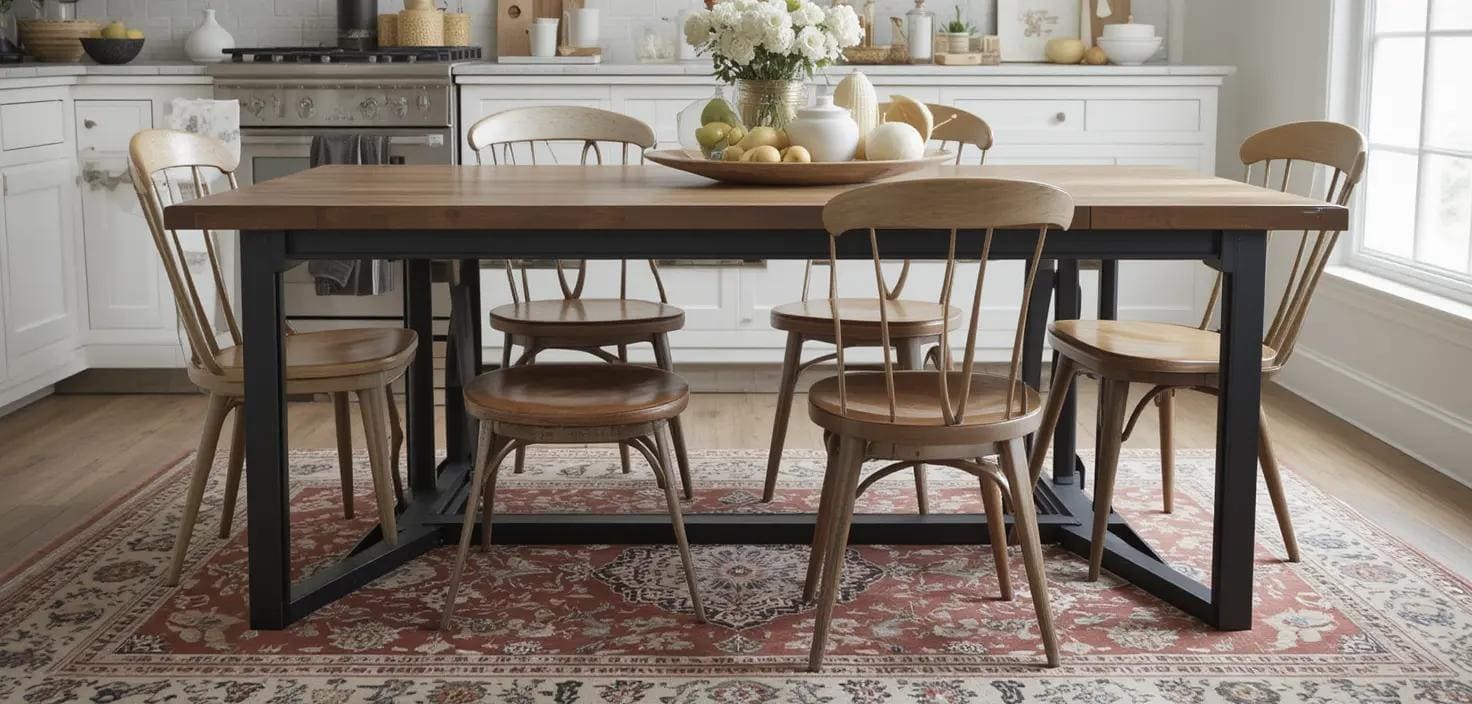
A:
[237,227,1266,632]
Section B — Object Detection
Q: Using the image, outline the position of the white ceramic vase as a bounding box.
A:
[185,9,233,64]
[785,95,860,163]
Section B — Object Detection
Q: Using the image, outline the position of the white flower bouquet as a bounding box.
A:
[683,0,863,84]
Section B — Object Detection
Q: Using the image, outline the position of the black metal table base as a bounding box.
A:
[238,228,1265,633]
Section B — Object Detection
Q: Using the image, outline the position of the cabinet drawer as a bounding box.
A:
[0,100,66,152]
[951,99,1083,133]
[1087,99,1201,132]
[77,100,153,154]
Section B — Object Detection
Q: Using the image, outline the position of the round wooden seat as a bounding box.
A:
[464,364,689,427]
[1048,320,1278,377]
[207,328,419,382]
[489,298,684,339]
[808,371,1041,445]
[771,299,960,340]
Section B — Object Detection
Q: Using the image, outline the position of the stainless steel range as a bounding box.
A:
[211,51,475,328]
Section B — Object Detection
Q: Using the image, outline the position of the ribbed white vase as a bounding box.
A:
[185,9,233,64]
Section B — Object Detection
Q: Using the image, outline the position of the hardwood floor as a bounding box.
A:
[2,380,1469,579]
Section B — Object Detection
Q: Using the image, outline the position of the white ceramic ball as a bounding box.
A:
[865,122,925,161]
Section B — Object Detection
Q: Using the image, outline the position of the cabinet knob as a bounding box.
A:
[1055,111,1067,123]
[83,119,97,129]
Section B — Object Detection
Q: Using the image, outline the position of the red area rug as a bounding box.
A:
[1,447,1469,703]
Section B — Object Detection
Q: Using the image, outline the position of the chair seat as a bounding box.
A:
[209,328,418,382]
[465,364,689,427]
[771,298,961,339]
[490,298,684,339]
[808,371,1041,446]
[1049,320,1277,377]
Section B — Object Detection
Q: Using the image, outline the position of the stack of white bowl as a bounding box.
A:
[1097,20,1163,66]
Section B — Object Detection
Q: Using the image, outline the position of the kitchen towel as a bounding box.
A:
[307,134,395,296]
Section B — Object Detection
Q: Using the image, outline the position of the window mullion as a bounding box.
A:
[1409,9,1433,263]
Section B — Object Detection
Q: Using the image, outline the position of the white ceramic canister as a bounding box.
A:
[185,9,234,64]
[530,18,560,57]
[785,94,860,162]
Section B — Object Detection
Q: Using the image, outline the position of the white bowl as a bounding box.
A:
[1097,36,1163,65]
[1101,22,1155,40]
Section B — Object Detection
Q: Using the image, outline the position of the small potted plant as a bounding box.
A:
[941,5,973,54]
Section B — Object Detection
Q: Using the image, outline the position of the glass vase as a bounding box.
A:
[735,79,807,130]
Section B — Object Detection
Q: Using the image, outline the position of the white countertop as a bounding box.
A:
[451,61,1235,78]
[0,61,209,80]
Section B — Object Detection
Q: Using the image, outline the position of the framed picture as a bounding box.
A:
[997,0,1081,62]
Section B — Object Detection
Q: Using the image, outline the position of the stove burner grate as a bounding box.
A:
[225,46,483,64]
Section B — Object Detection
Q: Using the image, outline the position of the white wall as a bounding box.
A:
[1186,0,1472,487]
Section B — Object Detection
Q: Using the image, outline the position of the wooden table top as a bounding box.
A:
[163,164,1348,233]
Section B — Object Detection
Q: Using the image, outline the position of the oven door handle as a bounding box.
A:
[242,134,447,148]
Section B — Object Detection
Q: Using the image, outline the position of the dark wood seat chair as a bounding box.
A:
[762,104,995,512]
[438,362,705,629]
[1027,121,1367,579]
[466,106,692,498]
[803,178,1071,671]
[130,129,415,586]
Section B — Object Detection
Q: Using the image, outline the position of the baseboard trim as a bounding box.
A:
[1276,345,1472,489]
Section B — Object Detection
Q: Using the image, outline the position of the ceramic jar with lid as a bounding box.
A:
[785,94,860,163]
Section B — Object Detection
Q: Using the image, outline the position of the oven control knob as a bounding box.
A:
[360,97,380,119]
[298,97,315,119]
[247,96,266,117]
[389,96,409,118]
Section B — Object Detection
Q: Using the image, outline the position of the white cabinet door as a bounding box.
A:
[79,154,169,330]
[1,158,78,373]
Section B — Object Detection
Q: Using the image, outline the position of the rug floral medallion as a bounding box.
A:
[1,447,1469,703]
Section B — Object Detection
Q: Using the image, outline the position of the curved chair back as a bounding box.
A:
[820,178,1074,424]
[1200,120,1367,369]
[466,106,664,304]
[129,129,243,376]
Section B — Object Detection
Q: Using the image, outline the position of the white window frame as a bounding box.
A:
[1344,0,1472,306]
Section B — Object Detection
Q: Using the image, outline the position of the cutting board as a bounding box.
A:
[1090,0,1132,43]
[497,0,586,57]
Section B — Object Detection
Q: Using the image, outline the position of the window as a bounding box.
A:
[1352,0,1472,301]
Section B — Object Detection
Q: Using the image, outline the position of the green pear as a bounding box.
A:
[695,122,732,150]
[700,98,741,129]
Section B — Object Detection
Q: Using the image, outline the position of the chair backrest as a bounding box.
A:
[802,103,996,302]
[1199,120,1366,369]
[129,128,243,376]
[821,178,1074,425]
[466,106,664,304]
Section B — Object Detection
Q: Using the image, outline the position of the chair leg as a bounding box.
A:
[803,433,842,602]
[513,445,526,474]
[896,337,930,514]
[1027,356,1077,488]
[763,332,805,503]
[999,437,1060,667]
[441,424,500,630]
[652,333,694,500]
[500,331,513,369]
[654,421,706,622]
[332,392,354,519]
[979,473,1013,601]
[481,436,516,552]
[357,387,398,545]
[1259,413,1300,562]
[385,386,405,503]
[166,393,231,587]
[1088,378,1130,582]
[217,407,245,539]
[617,344,633,475]
[808,434,866,673]
[1158,389,1175,514]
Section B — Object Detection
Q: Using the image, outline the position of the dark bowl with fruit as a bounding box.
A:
[81,37,145,65]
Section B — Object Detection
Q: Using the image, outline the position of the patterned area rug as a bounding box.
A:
[1,448,1470,703]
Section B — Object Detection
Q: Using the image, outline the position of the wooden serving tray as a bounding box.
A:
[644,149,954,186]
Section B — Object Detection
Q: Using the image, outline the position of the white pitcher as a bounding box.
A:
[562,7,600,48]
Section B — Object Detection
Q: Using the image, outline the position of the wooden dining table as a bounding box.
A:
[165,163,1347,633]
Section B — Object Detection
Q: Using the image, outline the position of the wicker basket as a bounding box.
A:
[397,9,444,47]
[19,19,106,63]
[444,12,471,46]
[377,14,398,47]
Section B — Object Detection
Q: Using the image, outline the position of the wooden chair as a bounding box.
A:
[761,104,995,511]
[803,178,1071,671]
[130,129,417,586]
[1026,121,1367,578]
[466,106,692,498]
[438,365,706,630]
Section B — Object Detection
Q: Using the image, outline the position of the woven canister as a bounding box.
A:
[444,12,471,46]
[377,14,398,47]
[397,9,445,46]
[404,0,433,9]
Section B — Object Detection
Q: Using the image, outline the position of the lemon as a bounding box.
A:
[101,21,128,39]
[126,29,145,39]
[744,145,781,163]
[782,145,812,163]
[722,145,745,162]
[738,126,782,151]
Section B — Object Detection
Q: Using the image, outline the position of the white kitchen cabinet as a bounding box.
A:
[0,157,80,381]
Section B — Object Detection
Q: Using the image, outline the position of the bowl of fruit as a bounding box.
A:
[81,21,145,65]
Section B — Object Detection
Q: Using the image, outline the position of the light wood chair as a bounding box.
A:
[466,106,693,498]
[1026,121,1367,577]
[761,105,995,511]
[130,129,417,586]
[803,178,1072,671]
[438,365,706,629]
